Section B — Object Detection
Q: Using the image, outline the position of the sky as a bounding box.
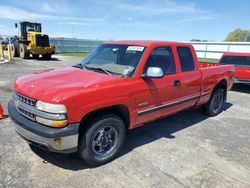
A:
[0,0,249,41]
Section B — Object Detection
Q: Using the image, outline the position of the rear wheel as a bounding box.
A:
[78,113,126,167]
[42,53,51,60]
[19,44,29,59]
[8,43,19,58]
[203,88,224,116]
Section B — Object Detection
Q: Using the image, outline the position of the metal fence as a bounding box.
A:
[50,38,250,60]
[2,35,250,59]
[50,38,104,53]
[189,42,250,59]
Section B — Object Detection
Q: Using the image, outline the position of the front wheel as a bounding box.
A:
[78,113,126,167]
[19,44,29,59]
[203,88,224,116]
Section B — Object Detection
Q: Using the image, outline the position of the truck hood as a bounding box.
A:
[14,67,122,103]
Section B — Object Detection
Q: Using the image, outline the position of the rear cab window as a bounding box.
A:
[143,47,176,75]
[177,46,195,72]
[220,56,250,67]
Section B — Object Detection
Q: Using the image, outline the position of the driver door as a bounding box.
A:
[135,46,182,125]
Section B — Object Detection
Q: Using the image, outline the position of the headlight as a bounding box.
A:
[35,101,68,127]
[36,101,67,113]
[36,116,68,127]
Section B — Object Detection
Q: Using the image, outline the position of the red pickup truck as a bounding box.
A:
[220,52,250,84]
[200,52,250,84]
[8,41,234,166]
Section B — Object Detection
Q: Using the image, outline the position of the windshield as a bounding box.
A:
[80,44,146,76]
[220,56,250,66]
[26,24,41,32]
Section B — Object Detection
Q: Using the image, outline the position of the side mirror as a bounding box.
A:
[15,23,18,28]
[142,67,164,79]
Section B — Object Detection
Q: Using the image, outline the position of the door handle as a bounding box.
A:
[173,80,181,86]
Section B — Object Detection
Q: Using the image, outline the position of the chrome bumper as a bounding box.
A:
[8,100,79,153]
[15,123,78,153]
[234,77,250,84]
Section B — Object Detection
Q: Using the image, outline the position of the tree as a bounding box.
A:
[245,32,250,42]
[190,39,208,42]
[224,29,249,41]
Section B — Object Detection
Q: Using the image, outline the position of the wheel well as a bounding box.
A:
[213,79,227,101]
[78,105,130,136]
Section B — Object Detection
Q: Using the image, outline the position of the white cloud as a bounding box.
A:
[117,21,159,28]
[0,5,107,25]
[128,17,133,21]
[42,3,55,12]
[107,0,210,15]
[41,2,70,14]
[0,24,7,28]
[99,0,218,26]
[0,5,46,20]
[0,1,218,30]
[58,21,107,26]
[51,32,73,38]
[177,14,218,23]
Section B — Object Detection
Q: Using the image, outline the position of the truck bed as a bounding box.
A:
[198,62,235,101]
[199,61,220,68]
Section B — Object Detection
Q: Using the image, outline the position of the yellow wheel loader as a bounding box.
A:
[10,21,55,60]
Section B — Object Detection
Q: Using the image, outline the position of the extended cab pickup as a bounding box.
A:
[200,52,250,84]
[220,52,250,84]
[8,41,235,166]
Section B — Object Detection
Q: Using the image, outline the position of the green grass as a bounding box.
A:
[57,52,89,57]
[198,58,219,63]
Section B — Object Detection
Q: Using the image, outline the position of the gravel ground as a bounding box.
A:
[0,56,250,188]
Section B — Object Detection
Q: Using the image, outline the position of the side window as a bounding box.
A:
[177,47,195,72]
[143,47,176,75]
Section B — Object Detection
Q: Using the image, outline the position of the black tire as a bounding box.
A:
[32,54,40,59]
[78,113,126,167]
[19,44,29,59]
[203,88,225,116]
[42,53,51,60]
[8,43,19,57]
[13,43,19,57]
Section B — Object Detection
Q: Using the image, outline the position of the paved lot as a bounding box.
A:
[0,56,250,188]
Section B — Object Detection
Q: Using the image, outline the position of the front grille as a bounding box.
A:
[36,34,50,47]
[15,92,36,107]
[18,107,35,119]
[13,91,66,122]
[13,92,36,121]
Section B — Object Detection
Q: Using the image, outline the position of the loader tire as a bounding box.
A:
[19,44,29,59]
[7,44,19,58]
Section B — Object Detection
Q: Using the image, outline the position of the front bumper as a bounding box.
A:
[28,45,55,55]
[234,77,250,84]
[8,100,79,153]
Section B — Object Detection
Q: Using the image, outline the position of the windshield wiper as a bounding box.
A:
[84,66,112,75]
[73,64,87,69]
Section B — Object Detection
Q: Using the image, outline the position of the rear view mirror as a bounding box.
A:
[112,48,119,54]
[142,67,164,79]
